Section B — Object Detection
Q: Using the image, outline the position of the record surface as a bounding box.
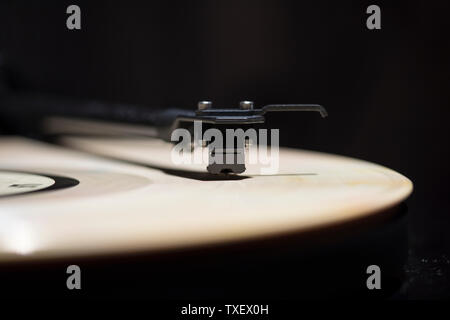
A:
[0,137,412,262]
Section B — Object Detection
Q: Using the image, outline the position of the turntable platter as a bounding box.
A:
[0,137,413,262]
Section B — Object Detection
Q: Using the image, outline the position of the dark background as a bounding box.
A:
[0,0,449,299]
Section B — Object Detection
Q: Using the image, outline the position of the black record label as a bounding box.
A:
[0,171,79,197]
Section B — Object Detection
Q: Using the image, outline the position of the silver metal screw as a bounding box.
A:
[244,138,251,150]
[239,101,254,110]
[198,101,212,110]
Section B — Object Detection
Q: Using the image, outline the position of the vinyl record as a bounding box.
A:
[0,137,412,262]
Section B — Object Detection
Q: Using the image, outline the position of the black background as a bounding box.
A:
[0,0,449,299]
